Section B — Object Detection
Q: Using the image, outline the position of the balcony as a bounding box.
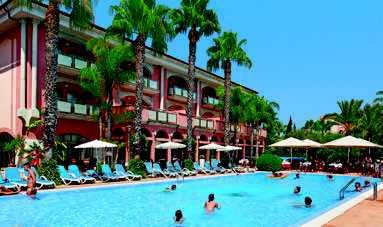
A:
[128,78,158,90]
[193,118,214,129]
[202,96,219,105]
[145,109,177,124]
[168,87,196,100]
[58,100,99,116]
[58,53,90,70]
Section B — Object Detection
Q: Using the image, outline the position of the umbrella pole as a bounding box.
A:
[290,147,293,162]
[348,147,350,163]
[306,148,308,160]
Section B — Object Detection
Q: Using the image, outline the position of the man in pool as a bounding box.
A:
[294,173,300,179]
[304,197,312,207]
[354,182,362,192]
[327,174,334,181]
[293,186,301,194]
[165,184,176,192]
[24,162,37,198]
[174,209,184,225]
[204,193,220,212]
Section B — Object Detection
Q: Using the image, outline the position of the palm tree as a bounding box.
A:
[323,99,363,135]
[108,0,174,155]
[358,104,382,142]
[79,36,134,139]
[207,31,252,145]
[16,0,95,153]
[171,0,220,156]
[373,90,383,105]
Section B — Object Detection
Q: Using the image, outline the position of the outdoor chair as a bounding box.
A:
[57,165,82,185]
[4,167,28,187]
[68,165,96,184]
[101,164,125,181]
[174,161,197,176]
[115,164,142,181]
[30,167,56,189]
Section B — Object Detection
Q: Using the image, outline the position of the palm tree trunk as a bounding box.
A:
[255,126,260,159]
[186,27,197,156]
[250,124,254,159]
[106,92,113,139]
[223,60,232,145]
[133,35,146,155]
[43,1,60,155]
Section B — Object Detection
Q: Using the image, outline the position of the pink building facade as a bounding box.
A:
[0,2,266,166]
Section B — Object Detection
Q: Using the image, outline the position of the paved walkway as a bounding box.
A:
[323,190,383,227]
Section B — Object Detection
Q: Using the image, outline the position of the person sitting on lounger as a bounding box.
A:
[354,182,362,192]
[0,185,20,195]
[24,162,37,198]
[165,184,177,192]
[204,193,220,212]
[174,210,184,225]
[294,186,301,194]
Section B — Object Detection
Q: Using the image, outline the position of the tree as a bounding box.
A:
[286,116,293,136]
[79,36,134,139]
[16,0,95,153]
[109,0,174,155]
[373,90,383,105]
[171,0,220,155]
[323,99,363,135]
[357,104,382,142]
[207,31,252,145]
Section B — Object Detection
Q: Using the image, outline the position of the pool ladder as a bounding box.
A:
[339,178,356,200]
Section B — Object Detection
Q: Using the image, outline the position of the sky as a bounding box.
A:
[94,0,383,127]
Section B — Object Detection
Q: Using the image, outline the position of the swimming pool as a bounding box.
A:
[0,173,377,227]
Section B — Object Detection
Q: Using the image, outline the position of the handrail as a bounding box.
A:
[339,178,356,200]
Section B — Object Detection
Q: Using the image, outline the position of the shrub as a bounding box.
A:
[127,159,146,178]
[256,154,282,172]
[37,159,62,185]
[184,159,194,171]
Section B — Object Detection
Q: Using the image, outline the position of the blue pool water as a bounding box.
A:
[0,173,377,227]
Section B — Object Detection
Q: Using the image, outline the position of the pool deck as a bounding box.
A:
[323,189,383,227]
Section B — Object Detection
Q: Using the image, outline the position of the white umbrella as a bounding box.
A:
[217,145,242,152]
[199,143,225,150]
[323,136,383,163]
[303,139,322,159]
[155,141,186,149]
[74,139,117,149]
[270,137,309,161]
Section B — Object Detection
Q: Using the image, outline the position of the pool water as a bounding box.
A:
[0,173,377,227]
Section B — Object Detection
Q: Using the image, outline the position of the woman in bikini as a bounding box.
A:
[204,194,220,212]
[24,162,37,198]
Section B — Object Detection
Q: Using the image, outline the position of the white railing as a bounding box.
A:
[58,100,98,116]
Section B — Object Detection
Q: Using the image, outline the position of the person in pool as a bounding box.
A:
[363,179,371,188]
[174,210,184,225]
[304,197,312,207]
[204,193,220,212]
[294,186,301,194]
[294,173,300,179]
[354,182,362,192]
[165,184,176,192]
[24,162,37,198]
[327,174,334,181]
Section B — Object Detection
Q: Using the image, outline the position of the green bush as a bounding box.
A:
[184,159,194,171]
[127,159,146,178]
[37,159,62,185]
[256,154,282,172]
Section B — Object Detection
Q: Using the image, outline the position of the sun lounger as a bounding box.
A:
[0,173,20,191]
[174,161,197,176]
[4,167,28,187]
[115,164,142,180]
[211,159,232,173]
[85,169,102,181]
[204,162,219,174]
[68,165,96,184]
[30,167,55,189]
[193,162,215,175]
[153,163,176,178]
[144,162,157,177]
[166,162,185,176]
[101,164,125,181]
[57,165,82,185]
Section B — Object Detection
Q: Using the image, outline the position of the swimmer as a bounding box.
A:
[304,197,312,207]
[294,173,300,179]
[294,186,301,194]
[165,184,176,192]
[204,193,220,212]
[327,174,334,181]
[174,210,184,225]
[363,180,371,188]
[354,182,362,192]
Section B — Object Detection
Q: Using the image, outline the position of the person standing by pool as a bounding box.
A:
[204,193,220,212]
[24,162,37,198]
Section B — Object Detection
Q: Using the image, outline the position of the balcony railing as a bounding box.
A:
[58,100,99,116]
[202,96,219,105]
[146,110,177,124]
[168,87,196,99]
[128,78,158,90]
[193,118,214,129]
[58,53,90,70]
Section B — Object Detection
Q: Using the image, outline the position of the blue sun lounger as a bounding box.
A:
[68,165,96,184]
[144,162,157,177]
[153,163,176,178]
[4,167,28,187]
[0,173,20,190]
[57,165,82,185]
[101,164,125,181]
[174,161,197,176]
[115,164,142,181]
[29,167,56,189]
[193,162,215,175]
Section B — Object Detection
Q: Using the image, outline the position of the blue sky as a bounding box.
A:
[94,0,383,127]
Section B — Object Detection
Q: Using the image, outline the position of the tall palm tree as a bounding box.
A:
[171,0,220,156]
[108,0,173,154]
[207,31,252,145]
[16,0,95,153]
[79,36,134,139]
[358,104,382,142]
[373,90,383,105]
[323,99,363,135]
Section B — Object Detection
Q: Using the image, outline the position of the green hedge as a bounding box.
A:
[256,154,282,172]
[37,159,62,185]
[184,159,194,171]
[127,159,146,178]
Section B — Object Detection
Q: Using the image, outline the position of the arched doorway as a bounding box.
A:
[0,132,14,167]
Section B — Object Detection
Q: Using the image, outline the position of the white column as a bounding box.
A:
[196,80,201,117]
[160,67,165,110]
[20,20,27,108]
[31,21,38,109]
